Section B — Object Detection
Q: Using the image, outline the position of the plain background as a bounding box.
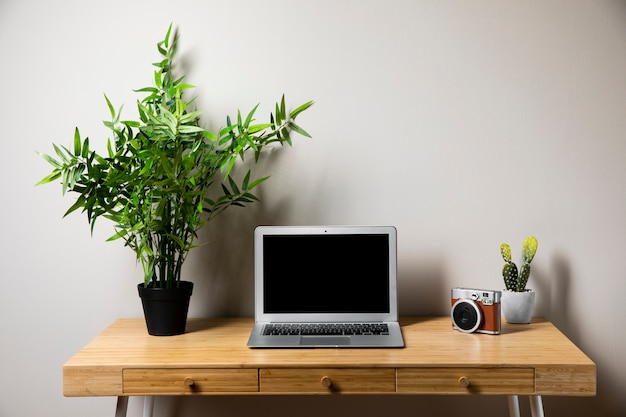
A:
[1,1,625,416]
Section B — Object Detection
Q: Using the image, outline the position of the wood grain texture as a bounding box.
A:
[260,368,396,393]
[123,369,258,395]
[397,368,534,395]
[63,317,596,397]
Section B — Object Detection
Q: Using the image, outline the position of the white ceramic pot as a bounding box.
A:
[501,289,536,324]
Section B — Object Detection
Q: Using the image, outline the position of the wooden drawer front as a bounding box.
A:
[123,369,258,394]
[397,368,534,395]
[260,368,395,393]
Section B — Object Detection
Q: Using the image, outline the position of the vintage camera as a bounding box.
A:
[451,288,501,334]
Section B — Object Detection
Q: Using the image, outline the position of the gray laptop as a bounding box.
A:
[247,225,404,348]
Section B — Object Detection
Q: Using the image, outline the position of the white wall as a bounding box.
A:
[1,1,625,416]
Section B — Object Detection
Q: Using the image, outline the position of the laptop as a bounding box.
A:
[247,225,404,348]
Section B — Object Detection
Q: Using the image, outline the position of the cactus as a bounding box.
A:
[500,236,538,292]
[518,263,531,292]
[522,236,538,264]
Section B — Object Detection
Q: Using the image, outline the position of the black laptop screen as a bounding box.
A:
[263,234,390,314]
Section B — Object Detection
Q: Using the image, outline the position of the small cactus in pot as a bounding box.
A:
[500,236,538,324]
[500,236,538,292]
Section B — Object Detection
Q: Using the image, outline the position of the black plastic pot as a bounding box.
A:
[137,281,194,336]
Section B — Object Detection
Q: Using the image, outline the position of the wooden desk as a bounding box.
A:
[64,317,595,417]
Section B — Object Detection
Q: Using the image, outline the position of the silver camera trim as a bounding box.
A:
[451,287,501,304]
[451,298,482,333]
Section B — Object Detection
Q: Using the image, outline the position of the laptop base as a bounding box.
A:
[247,322,404,348]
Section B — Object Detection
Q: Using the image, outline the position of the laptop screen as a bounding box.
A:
[263,234,390,314]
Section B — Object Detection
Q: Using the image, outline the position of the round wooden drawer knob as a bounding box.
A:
[320,376,333,388]
[458,376,470,388]
[184,377,195,387]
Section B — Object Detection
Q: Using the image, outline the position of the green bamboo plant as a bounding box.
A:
[37,25,312,288]
[500,236,538,292]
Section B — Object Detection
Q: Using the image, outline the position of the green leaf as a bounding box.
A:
[81,137,90,158]
[244,103,260,127]
[281,127,292,145]
[248,123,272,134]
[289,100,314,119]
[280,95,286,121]
[63,195,87,217]
[157,41,167,56]
[178,125,205,134]
[36,151,62,169]
[104,94,115,119]
[107,229,127,242]
[288,121,311,138]
[179,110,203,124]
[227,175,240,195]
[177,83,195,91]
[34,170,61,186]
[154,69,162,88]
[107,138,114,158]
[242,170,251,190]
[203,130,217,142]
[218,124,238,146]
[242,192,260,202]
[247,175,269,190]
[274,102,283,125]
[73,128,82,156]
[223,156,237,178]
[164,23,173,49]
[135,87,159,94]
[51,143,63,160]
[152,59,168,70]
[159,152,174,179]
[122,120,141,128]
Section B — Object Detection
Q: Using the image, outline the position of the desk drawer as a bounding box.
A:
[397,368,534,394]
[123,368,258,394]
[260,368,395,393]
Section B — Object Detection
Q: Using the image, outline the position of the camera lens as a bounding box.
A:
[451,299,481,333]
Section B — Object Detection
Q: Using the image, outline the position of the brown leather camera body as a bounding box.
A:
[451,288,501,335]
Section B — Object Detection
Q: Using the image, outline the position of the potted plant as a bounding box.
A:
[36,24,313,335]
[500,236,539,324]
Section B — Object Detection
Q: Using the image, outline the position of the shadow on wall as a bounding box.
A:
[398,257,448,316]
[531,252,570,316]
[185,188,292,318]
[182,142,338,318]
[182,148,296,318]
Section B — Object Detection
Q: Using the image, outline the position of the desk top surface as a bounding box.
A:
[65,317,594,369]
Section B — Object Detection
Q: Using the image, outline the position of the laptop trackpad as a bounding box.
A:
[300,336,351,346]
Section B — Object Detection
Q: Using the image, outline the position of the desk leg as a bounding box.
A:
[530,396,544,417]
[115,397,128,417]
[143,396,155,417]
[508,395,520,417]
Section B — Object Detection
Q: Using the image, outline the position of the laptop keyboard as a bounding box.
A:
[263,323,389,336]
